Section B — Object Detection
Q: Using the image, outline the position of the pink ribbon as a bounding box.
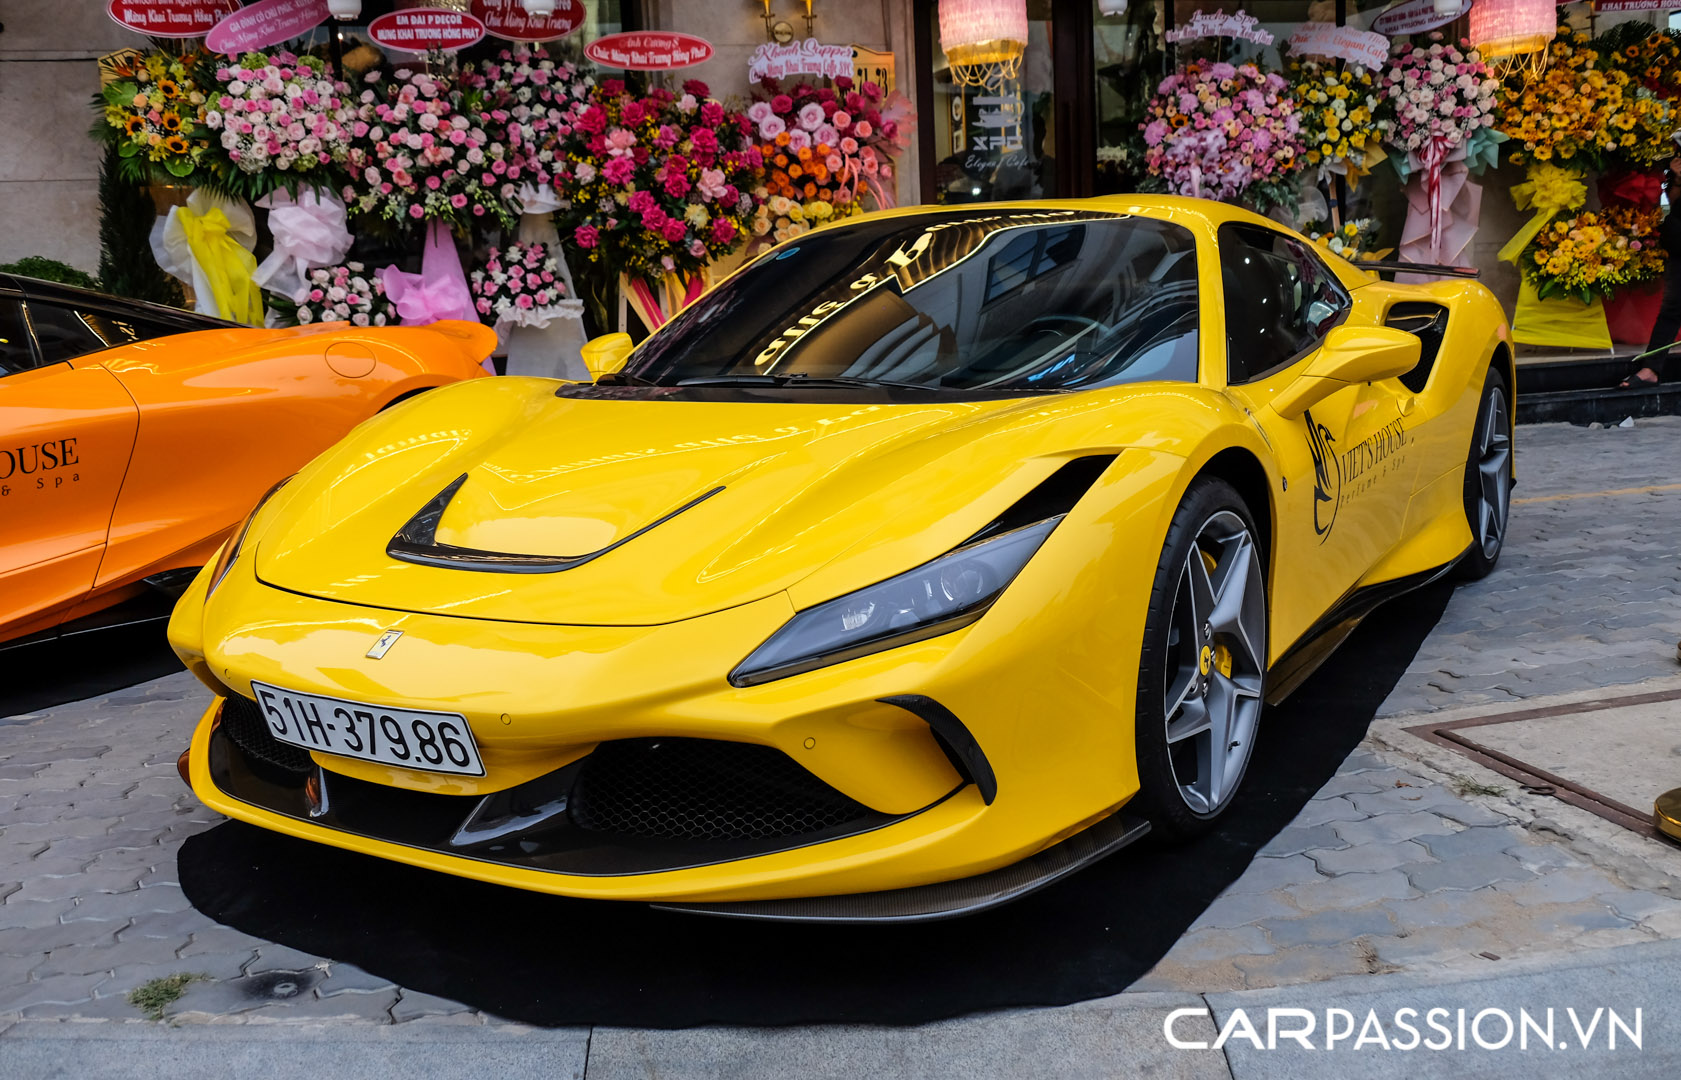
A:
[1398,150,1482,278]
[1421,137,1450,254]
[379,221,476,326]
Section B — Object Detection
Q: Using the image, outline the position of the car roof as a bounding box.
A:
[0,274,236,331]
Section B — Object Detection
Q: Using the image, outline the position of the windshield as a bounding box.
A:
[625,209,1201,393]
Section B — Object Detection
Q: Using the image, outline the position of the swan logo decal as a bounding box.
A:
[1304,408,1340,542]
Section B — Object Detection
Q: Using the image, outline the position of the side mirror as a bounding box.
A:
[1271,326,1421,420]
[580,332,634,379]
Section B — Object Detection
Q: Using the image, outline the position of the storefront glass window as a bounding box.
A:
[929,1,1058,203]
[1094,0,1168,193]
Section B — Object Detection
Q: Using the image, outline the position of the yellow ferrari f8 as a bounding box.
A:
[169,198,1514,921]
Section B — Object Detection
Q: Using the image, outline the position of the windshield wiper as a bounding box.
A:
[675,373,936,391]
[593,370,660,386]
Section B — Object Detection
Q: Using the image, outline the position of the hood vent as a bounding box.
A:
[387,473,724,575]
[962,455,1117,546]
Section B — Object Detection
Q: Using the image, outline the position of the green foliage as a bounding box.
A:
[0,257,98,290]
[96,144,186,308]
[126,973,207,1022]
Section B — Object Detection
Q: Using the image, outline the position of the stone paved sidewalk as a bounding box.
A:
[2,419,1679,1036]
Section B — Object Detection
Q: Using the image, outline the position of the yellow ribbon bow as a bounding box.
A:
[178,204,264,326]
[1498,164,1588,264]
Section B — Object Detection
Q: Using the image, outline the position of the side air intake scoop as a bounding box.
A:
[387,473,725,574]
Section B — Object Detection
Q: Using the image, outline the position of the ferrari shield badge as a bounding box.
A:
[366,629,404,659]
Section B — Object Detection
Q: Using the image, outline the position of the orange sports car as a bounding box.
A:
[0,274,493,648]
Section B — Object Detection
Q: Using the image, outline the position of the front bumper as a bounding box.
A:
[173,508,1155,902]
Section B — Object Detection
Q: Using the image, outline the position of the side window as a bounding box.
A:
[0,298,37,375]
[1220,225,1352,383]
[78,311,183,347]
[24,303,110,365]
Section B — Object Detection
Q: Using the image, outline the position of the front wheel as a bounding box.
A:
[1132,478,1268,841]
[1455,367,1512,580]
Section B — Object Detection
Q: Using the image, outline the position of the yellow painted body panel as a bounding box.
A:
[171,197,1512,903]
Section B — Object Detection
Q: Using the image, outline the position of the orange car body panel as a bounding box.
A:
[0,321,493,644]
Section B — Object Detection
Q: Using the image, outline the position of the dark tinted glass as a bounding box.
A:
[1220,225,1351,383]
[0,299,36,375]
[627,210,1200,393]
[25,303,109,365]
[76,311,182,347]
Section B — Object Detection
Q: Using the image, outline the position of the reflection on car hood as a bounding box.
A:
[254,376,1168,626]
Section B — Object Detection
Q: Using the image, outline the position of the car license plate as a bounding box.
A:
[249,682,485,776]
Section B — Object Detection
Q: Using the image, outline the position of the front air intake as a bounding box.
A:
[219,694,313,774]
[567,738,872,842]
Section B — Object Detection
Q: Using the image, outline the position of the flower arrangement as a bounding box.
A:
[1520,206,1665,303]
[747,76,899,215]
[343,63,516,231]
[202,51,354,196]
[470,242,568,326]
[1597,24,1681,169]
[96,50,211,181]
[269,262,397,326]
[1494,30,1631,168]
[1140,61,1303,207]
[554,78,760,285]
[1288,61,1390,174]
[464,44,593,194]
[1381,39,1498,161]
[1307,218,1381,260]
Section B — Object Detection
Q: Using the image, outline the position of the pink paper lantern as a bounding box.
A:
[1469,0,1555,62]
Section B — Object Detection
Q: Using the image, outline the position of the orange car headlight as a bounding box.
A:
[209,475,292,596]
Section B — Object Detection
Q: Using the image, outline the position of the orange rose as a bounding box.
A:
[789,164,803,178]
[804,182,817,198]
[774,154,789,168]
[775,131,790,146]
[796,146,812,162]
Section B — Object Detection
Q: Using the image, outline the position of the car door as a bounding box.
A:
[1215,225,1416,657]
[0,293,140,642]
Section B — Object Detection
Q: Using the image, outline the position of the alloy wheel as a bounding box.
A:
[1162,510,1267,817]
[1475,386,1512,559]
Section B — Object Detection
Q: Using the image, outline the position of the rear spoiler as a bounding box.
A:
[1356,260,1481,280]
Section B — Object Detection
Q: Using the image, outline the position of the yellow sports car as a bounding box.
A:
[169,199,1513,921]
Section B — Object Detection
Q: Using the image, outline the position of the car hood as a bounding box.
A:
[253,377,1152,626]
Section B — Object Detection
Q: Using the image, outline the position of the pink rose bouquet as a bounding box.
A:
[1141,61,1304,207]
[269,262,396,327]
[470,241,569,326]
[1381,39,1497,160]
[463,44,594,195]
[202,51,352,194]
[553,78,760,285]
[343,65,515,231]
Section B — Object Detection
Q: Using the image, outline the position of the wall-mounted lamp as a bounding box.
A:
[753,0,796,43]
[326,0,362,20]
[799,0,816,36]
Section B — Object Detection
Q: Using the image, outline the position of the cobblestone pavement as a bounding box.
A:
[2,419,1679,1038]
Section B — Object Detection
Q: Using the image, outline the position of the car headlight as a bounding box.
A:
[729,517,1061,687]
[208,476,292,596]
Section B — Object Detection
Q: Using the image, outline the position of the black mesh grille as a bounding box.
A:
[220,694,313,774]
[568,738,871,842]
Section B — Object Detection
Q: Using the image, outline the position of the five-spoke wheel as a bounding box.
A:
[1457,367,1512,580]
[1135,478,1268,837]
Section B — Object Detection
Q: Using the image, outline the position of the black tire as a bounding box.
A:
[1132,476,1268,841]
[1455,367,1512,581]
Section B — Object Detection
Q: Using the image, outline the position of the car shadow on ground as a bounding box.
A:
[0,623,181,722]
[170,579,1457,1028]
